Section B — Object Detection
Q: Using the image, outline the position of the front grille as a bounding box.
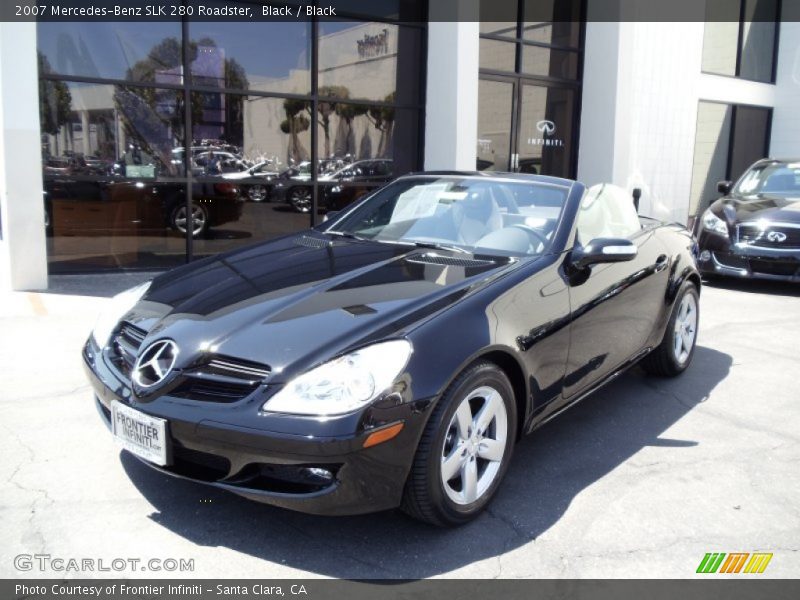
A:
[171,378,259,403]
[174,355,270,403]
[208,357,271,379]
[109,322,147,377]
[108,323,269,403]
[737,224,800,249]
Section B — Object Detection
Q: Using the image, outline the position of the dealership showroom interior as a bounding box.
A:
[1,0,799,592]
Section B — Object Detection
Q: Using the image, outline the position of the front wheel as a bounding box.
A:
[171,202,209,239]
[640,281,699,376]
[288,187,312,213]
[247,184,268,202]
[401,362,517,527]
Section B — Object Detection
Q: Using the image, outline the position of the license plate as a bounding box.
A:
[110,401,168,466]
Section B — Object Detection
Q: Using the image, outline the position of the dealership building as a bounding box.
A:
[1,0,798,290]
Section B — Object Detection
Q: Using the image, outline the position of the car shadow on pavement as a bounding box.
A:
[121,345,732,579]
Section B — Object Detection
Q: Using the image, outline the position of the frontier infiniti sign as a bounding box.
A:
[528,120,565,148]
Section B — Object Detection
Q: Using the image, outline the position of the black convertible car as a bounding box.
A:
[83,172,701,526]
[696,159,800,282]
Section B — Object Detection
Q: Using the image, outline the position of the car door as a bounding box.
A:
[561,185,671,399]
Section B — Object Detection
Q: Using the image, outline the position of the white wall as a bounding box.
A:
[770,20,800,158]
[0,22,48,291]
[424,0,480,170]
[579,22,705,224]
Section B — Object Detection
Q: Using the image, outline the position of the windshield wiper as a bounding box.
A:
[404,240,471,254]
[324,230,370,242]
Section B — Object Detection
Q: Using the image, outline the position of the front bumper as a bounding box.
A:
[697,235,800,282]
[83,340,427,516]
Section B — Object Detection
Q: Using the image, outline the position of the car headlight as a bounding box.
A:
[91,281,151,348]
[262,340,412,416]
[702,210,729,236]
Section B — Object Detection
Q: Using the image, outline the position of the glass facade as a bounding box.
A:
[689,101,772,217]
[477,0,583,178]
[701,0,779,83]
[37,9,425,273]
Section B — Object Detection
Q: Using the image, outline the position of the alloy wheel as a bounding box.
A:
[290,188,312,213]
[673,293,697,365]
[248,185,267,202]
[173,203,207,237]
[440,385,508,505]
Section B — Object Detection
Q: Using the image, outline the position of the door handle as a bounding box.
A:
[654,255,668,272]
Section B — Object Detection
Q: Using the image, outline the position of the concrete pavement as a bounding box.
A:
[1,276,798,578]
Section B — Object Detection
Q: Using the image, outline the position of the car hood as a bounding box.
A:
[712,194,800,224]
[127,233,515,381]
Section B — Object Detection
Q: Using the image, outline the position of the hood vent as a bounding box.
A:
[406,253,497,268]
[294,235,331,249]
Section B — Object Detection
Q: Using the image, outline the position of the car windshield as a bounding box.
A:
[734,163,800,198]
[328,176,570,257]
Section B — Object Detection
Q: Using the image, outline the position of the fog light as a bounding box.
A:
[302,467,334,485]
[700,250,711,262]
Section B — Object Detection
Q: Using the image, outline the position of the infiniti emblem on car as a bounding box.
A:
[536,119,556,135]
[133,340,179,388]
[766,231,787,243]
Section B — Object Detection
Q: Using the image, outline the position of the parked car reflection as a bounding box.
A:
[272,159,394,213]
[44,177,244,239]
[221,160,282,202]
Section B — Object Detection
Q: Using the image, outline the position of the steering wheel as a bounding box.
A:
[509,224,549,252]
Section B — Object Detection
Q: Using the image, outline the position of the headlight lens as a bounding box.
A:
[91,281,151,348]
[702,210,729,236]
[262,340,412,416]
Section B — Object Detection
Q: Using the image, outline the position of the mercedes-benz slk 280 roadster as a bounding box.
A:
[83,172,701,526]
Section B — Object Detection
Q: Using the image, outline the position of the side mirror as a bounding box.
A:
[632,188,641,212]
[717,180,733,195]
[571,238,638,270]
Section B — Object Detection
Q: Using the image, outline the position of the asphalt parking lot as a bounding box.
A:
[1,274,798,579]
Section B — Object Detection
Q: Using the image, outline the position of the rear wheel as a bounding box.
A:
[402,362,517,526]
[640,281,699,377]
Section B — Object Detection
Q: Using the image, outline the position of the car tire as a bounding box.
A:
[640,281,699,377]
[247,184,268,203]
[289,187,312,213]
[170,202,209,239]
[401,361,517,527]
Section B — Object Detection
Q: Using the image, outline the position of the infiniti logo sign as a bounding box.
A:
[536,120,556,135]
[133,340,178,388]
[766,231,787,243]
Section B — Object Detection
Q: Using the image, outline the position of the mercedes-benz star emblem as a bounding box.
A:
[133,340,179,388]
[766,230,787,243]
[536,120,556,135]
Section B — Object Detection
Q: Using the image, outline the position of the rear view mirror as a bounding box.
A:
[717,180,733,195]
[571,238,637,270]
